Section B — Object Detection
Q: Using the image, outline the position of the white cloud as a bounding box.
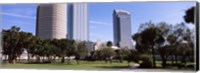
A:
[89,20,112,26]
[1,12,36,19]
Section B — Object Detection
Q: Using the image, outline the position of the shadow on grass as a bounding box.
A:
[95,66,133,69]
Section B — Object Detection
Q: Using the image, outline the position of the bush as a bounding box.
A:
[139,54,153,68]
[187,64,195,68]
[84,56,96,61]
[176,63,185,69]
[43,61,51,64]
[139,60,153,68]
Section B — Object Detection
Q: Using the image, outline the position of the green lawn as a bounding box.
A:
[1,60,134,70]
[0,60,195,71]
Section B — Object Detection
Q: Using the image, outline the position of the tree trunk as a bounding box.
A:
[161,55,167,68]
[27,53,30,63]
[53,56,56,61]
[128,61,130,66]
[8,54,16,64]
[67,56,71,64]
[175,55,178,64]
[42,56,44,63]
[36,56,40,63]
[47,56,51,63]
[10,59,16,64]
[61,56,65,63]
[171,55,174,64]
[105,58,108,63]
[181,55,186,66]
[17,57,20,63]
[76,59,79,65]
[4,55,7,62]
[151,46,156,68]
[119,57,123,63]
[109,59,112,64]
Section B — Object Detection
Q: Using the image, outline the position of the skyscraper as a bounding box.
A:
[113,9,132,49]
[67,3,88,41]
[36,4,67,39]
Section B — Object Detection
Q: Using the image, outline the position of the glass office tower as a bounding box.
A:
[67,3,89,41]
[113,9,132,49]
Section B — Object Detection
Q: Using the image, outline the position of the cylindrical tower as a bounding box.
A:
[36,4,67,39]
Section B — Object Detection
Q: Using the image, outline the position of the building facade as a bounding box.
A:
[67,3,89,41]
[94,39,102,50]
[86,41,95,52]
[36,4,67,39]
[113,9,132,49]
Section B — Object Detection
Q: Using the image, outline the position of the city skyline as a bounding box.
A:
[1,2,195,42]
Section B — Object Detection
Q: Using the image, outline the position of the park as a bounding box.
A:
[1,3,196,72]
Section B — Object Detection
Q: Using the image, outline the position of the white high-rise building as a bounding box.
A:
[36,4,67,39]
[67,3,88,41]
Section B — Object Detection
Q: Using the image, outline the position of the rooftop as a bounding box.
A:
[114,9,130,15]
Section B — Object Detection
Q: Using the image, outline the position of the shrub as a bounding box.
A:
[139,54,153,68]
[176,63,186,69]
[187,64,195,68]
[139,60,153,68]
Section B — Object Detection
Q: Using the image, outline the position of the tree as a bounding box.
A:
[34,38,45,63]
[74,41,88,64]
[157,45,171,67]
[132,33,146,53]
[65,40,76,64]
[133,22,173,68]
[58,39,69,63]
[174,23,194,64]
[21,32,35,63]
[115,48,130,63]
[99,47,115,63]
[184,6,194,24]
[167,34,178,64]
[42,39,57,63]
[51,39,60,58]
[2,30,10,62]
[155,22,172,67]
[125,50,139,66]
[92,50,103,60]
[3,26,29,64]
[106,41,113,47]
[140,26,160,68]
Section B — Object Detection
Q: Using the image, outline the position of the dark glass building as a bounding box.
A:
[113,9,132,49]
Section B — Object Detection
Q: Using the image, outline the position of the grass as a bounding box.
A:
[0,60,195,71]
[1,60,134,70]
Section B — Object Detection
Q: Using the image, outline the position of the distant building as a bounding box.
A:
[113,9,132,49]
[67,3,89,41]
[86,41,95,52]
[111,46,120,50]
[36,4,67,39]
[94,39,102,50]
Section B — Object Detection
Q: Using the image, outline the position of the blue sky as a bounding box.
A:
[1,2,196,42]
